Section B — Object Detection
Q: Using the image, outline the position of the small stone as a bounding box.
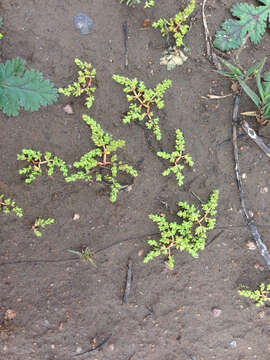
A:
[108,343,115,351]
[142,18,151,28]
[74,13,93,35]
[138,249,144,257]
[63,104,74,114]
[212,308,222,317]
[76,347,82,353]
[248,210,254,218]
[260,187,268,194]
[245,240,256,250]
[230,340,237,348]
[73,213,80,221]
[258,310,265,319]
[241,173,247,179]
[4,309,16,321]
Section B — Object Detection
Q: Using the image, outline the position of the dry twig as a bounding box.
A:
[232,93,270,270]
[122,258,133,304]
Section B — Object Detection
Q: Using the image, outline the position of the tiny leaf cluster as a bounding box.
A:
[120,0,155,8]
[0,194,23,217]
[0,58,58,116]
[144,190,219,268]
[214,1,270,52]
[58,58,96,109]
[113,74,172,140]
[157,129,194,186]
[152,0,195,48]
[65,115,138,202]
[31,217,55,237]
[17,149,68,183]
[239,283,270,307]
[68,247,96,266]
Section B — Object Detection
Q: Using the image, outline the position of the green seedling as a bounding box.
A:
[31,217,54,237]
[153,0,195,48]
[144,190,219,268]
[17,149,68,183]
[58,58,96,109]
[157,129,194,186]
[113,74,171,140]
[0,17,3,39]
[65,115,138,202]
[0,58,58,117]
[214,1,270,52]
[0,194,23,217]
[68,247,96,266]
[217,58,270,125]
[239,283,270,306]
[120,0,155,8]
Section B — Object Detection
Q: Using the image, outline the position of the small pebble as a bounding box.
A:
[245,240,256,250]
[76,347,82,353]
[74,13,93,35]
[258,310,265,319]
[212,307,222,318]
[4,309,16,321]
[63,104,74,114]
[241,173,247,179]
[142,18,151,28]
[138,249,144,257]
[230,340,237,348]
[108,343,115,351]
[260,187,268,194]
[73,213,80,221]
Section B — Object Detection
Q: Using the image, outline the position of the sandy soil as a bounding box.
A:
[0,0,270,359]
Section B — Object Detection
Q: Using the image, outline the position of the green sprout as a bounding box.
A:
[58,58,96,109]
[65,115,138,202]
[17,149,68,183]
[217,58,270,125]
[144,190,219,268]
[0,17,3,39]
[152,0,195,48]
[239,283,270,307]
[113,74,171,141]
[157,129,194,186]
[0,194,23,217]
[120,0,155,8]
[31,217,55,237]
[68,247,96,266]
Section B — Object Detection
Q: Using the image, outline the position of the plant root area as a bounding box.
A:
[1,1,270,359]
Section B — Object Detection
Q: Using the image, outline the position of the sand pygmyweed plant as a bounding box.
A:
[65,115,138,202]
[68,247,96,266]
[120,0,155,8]
[113,75,171,140]
[58,58,96,109]
[31,217,55,237]
[144,190,219,268]
[0,194,23,217]
[239,283,270,307]
[157,129,194,186]
[153,0,195,48]
[17,149,68,183]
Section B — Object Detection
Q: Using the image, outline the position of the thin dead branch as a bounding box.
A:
[122,258,133,304]
[72,334,112,357]
[232,93,270,271]
[241,120,270,159]
[202,0,221,70]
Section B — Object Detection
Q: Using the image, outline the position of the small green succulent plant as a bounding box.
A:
[120,0,155,8]
[0,194,23,217]
[113,74,171,140]
[65,115,138,202]
[144,190,219,268]
[31,217,55,237]
[157,129,194,186]
[17,149,68,183]
[239,283,270,307]
[58,58,96,109]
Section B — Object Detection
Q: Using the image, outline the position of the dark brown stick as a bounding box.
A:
[123,22,128,69]
[72,334,112,357]
[241,120,270,159]
[122,258,133,304]
[232,94,270,270]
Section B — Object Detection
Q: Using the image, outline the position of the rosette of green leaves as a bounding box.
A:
[32,217,55,237]
[144,190,219,268]
[17,149,68,183]
[120,0,155,8]
[157,129,194,186]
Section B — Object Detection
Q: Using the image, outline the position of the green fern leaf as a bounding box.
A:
[214,1,270,51]
[0,58,58,116]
